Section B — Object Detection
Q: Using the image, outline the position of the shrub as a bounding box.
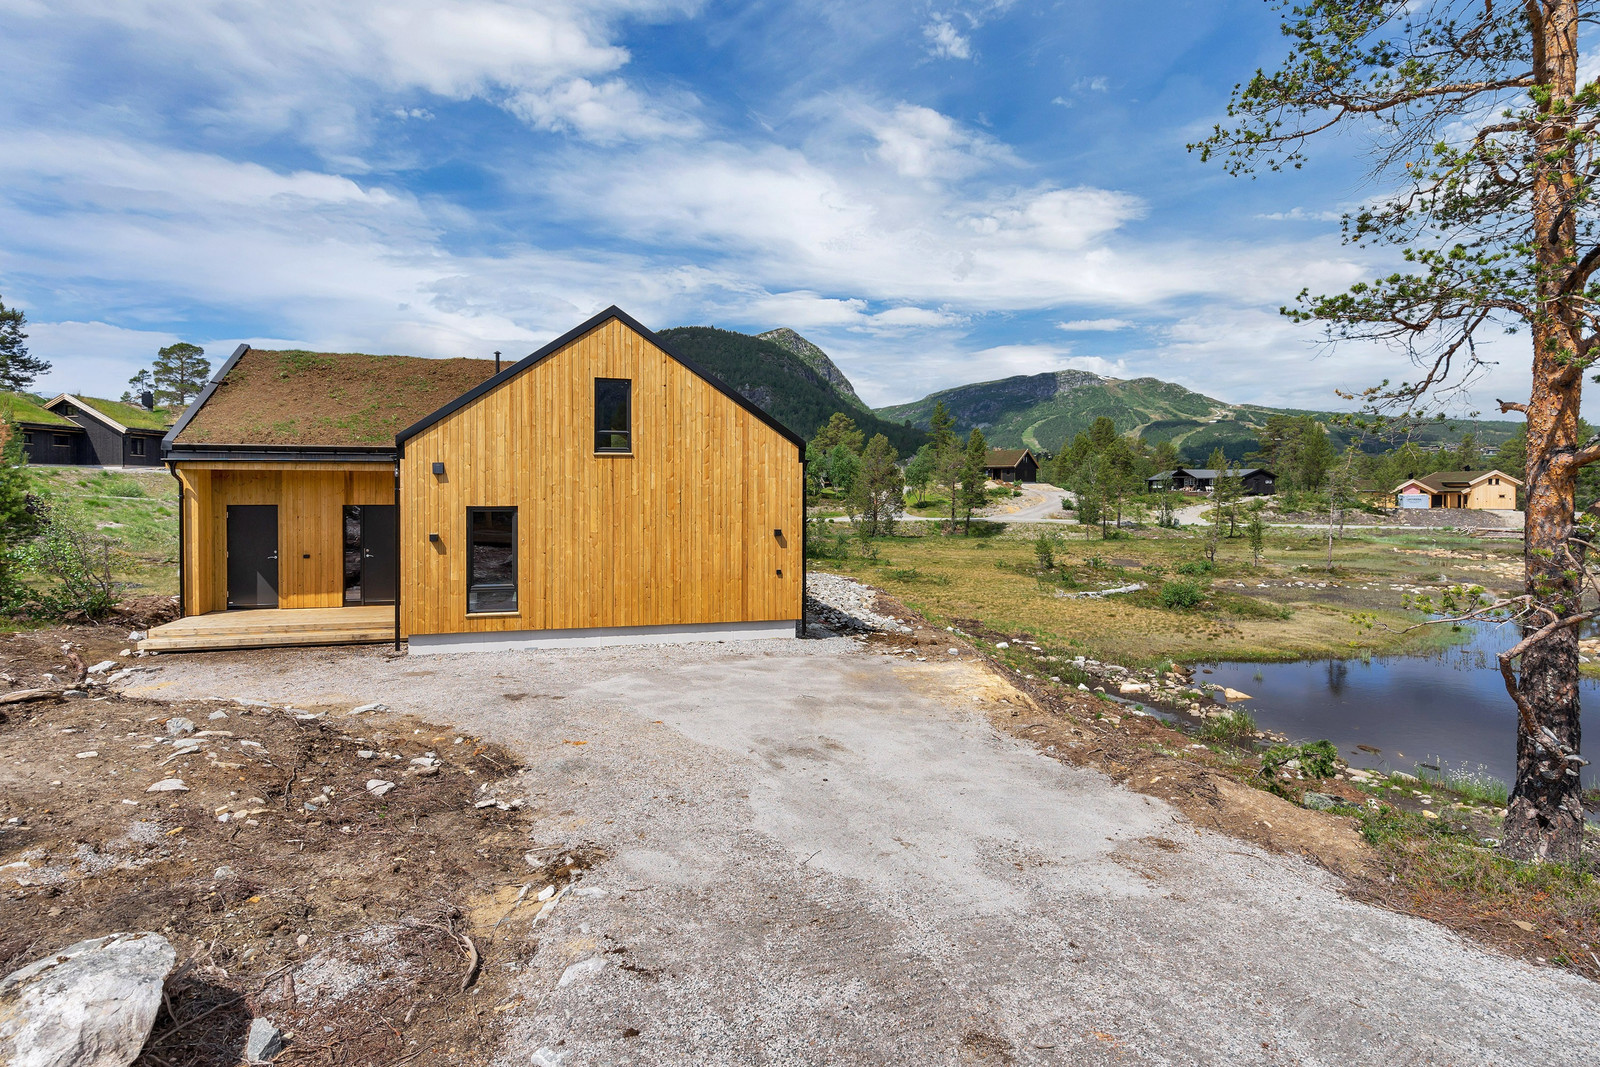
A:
[1260,739,1340,780]
[1177,559,1214,577]
[1199,709,1257,741]
[24,502,130,619]
[1159,577,1207,609]
[1033,532,1058,570]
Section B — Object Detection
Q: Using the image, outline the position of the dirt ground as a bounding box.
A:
[95,623,1600,1065]
[0,624,591,1067]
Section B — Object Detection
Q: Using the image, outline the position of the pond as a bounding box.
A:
[1195,623,1599,793]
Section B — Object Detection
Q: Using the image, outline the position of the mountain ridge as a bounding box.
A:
[875,370,1520,461]
[757,328,869,412]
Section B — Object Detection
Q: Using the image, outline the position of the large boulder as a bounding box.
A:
[0,932,175,1067]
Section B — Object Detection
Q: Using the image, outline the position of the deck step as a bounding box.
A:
[139,629,393,652]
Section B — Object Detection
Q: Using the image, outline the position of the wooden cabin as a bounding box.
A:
[2,391,85,464]
[145,308,806,653]
[44,393,170,467]
[983,448,1039,483]
[1392,469,1521,510]
[1146,467,1276,495]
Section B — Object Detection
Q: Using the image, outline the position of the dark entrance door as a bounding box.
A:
[342,505,397,605]
[226,505,279,609]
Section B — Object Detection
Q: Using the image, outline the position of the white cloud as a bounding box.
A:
[868,103,1012,180]
[1056,318,1134,332]
[923,18,971,60]
[1256,207,1343,222]
[25,321,183,399]
[0,1,697,147]
[1073,75,1109,93]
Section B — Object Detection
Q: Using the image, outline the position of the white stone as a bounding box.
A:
[244,1017,282,1062]
[537,885,556,902]
[86,661,117,675]
[557,956,607,989]
[145,779,188,793]
[350,703,386,714]
[365,780,395,797]
[0,932,175,1067]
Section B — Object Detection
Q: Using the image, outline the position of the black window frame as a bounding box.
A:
[129,437,147,457]
[21,432,32,445]
[594,377,632,454]
[466,507,518,615]
[52,434,71,448]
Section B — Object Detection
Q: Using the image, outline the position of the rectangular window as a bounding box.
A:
[53,434,70,447]
[22,432,32,445]
[595,378,632,453]
[130,437,146,456]
[467,508,517,614]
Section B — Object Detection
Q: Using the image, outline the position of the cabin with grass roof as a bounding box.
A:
[1,391,85,464]
[44,393,172,467]
[146,307,806,654]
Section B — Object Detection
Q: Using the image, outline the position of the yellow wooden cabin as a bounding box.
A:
[147,308,806,653]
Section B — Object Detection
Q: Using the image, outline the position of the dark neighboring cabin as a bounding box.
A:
[44,393,170,467]
[1,390,86,464]
[1146,467,1276,495]
[984,448,1039,483]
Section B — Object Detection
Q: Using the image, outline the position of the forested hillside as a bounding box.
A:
[877,371,1519,461]
[660,326,926,453]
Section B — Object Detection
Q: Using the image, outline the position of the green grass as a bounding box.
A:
[20,466,179,595]
[1416,762,1512,807]
[822,522,1486,667]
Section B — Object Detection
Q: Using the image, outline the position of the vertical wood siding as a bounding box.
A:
[176,462,393,613]
[398,319,803,637]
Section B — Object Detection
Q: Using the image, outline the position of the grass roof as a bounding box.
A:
[175,348,499,447]
[72,395,173,431]
[1,391,75,427]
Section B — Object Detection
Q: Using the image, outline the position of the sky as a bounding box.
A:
[0,0,1549,420]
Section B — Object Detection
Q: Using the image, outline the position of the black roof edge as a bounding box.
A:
[162,343,251,456]
[394,306,807,458]
[166,444,396,464]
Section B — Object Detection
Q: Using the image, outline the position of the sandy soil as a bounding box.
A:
[112,631,1600,1066]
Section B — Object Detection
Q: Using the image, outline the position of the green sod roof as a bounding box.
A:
[175,348,499,447]
[70,394,173,431]
[0,391,75,427]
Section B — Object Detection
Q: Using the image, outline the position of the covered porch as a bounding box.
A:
[139,605,395,653]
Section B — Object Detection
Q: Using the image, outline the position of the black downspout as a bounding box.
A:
[167,461,186,620]
[798,456,807,638]
[393,460,402,652]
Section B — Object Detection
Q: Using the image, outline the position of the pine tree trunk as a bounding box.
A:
[1503,0,1586,863]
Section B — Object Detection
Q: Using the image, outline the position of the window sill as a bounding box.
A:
[593,451,633,458]
[466,610,521,619]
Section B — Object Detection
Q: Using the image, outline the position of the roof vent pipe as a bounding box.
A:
[494,350,501,373]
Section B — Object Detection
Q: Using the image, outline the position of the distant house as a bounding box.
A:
[44,393,170,467]
[1,391,86,464]
[983,448,1038,483]
[1147,467,1275,495]
[1391,469,1521,510]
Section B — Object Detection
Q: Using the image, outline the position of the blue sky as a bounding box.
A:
[0,0,1542,418]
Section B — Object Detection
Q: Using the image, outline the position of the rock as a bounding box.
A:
[557,956,608,988]
[1421,810,1439,820]
[1301,791,1339,811]
[244,1017,283,1062]
[1118,682,1150,696]
[207,711,227,721]
[530,1049,569,1067]
[165,718,195,737]
[350,703,386,715]
[0,931,175,1067]
[537,885,556,902]
[995,642,1009,650]
[213,866,235,880]
[1221,688,1253,701]
[365,780,395,797]
[86,661,118,675]
[145,779,188,793]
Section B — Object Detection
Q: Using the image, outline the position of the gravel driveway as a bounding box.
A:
[126,639,1599,1066]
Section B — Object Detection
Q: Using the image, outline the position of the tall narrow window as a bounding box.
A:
[130,438,146,456]
[595,378,632,453]
[467,508,517,613]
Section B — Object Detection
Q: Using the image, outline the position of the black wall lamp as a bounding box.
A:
[432,462,445,475]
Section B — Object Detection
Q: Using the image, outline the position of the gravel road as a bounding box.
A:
[125,639,1599,1066]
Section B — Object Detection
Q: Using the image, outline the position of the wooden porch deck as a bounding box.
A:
[139,605,396,652]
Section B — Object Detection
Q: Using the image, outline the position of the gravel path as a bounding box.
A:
[124,640,1600,1065]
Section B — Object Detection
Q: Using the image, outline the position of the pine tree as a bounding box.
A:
[958,428,989,532]
[0,294,49,391]
[152,343,211,408]
[846,434,904,537]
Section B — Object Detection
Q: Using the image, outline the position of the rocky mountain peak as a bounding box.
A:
[757,328,868,411]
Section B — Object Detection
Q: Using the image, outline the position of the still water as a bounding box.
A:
[1196,623,1598,791]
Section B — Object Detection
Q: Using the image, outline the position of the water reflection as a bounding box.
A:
[1197,622,1597,791]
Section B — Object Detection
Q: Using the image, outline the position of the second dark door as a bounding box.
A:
[343,505,397,605]
[226,505,279,609]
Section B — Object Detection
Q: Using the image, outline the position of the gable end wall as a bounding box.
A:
[398,318,803,637]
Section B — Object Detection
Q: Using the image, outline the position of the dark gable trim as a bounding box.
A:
[162,343,250,457]
[395,306,807,457]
